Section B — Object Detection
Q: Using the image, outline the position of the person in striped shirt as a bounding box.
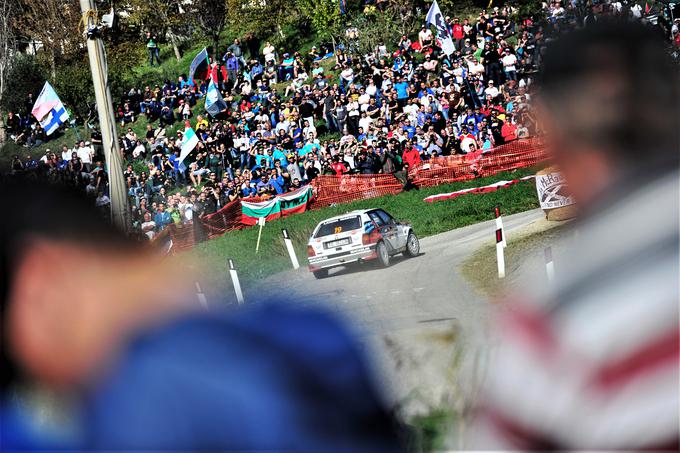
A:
[470,19,679,450]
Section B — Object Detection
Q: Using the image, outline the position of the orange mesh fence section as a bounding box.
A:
[410,155,476,187]
[154,222,196,251]
[152,200,243,251]
[311,174,404,208]
[476,138,549,176]
[202,199,243,238]
[313,137,548,208]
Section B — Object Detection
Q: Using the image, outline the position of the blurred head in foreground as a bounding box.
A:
[537,20,679,209]
[1,181,192,391]
[470,20,679,450]
[1,181,402,450]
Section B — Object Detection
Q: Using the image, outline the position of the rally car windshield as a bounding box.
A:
[314,216,362,238]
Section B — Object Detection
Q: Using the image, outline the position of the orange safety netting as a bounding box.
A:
[153,199,244,251]
[312,137,548,208]
[153,138,548,250]
[311,174,404,208]
[202,199,244,238]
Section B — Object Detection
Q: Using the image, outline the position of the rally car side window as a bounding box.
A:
[376,209,395,225]
[368,211,385,227]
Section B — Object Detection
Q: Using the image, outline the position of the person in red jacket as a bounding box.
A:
[330,156,348,176]
[401,141,421,168]
[208,59,228,89]
[501,115,518,142]
[452,17,465,49]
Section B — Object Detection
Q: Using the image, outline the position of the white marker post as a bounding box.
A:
[494,206,507,248]
[282,229,300,270]
[228,259,245,304]
[496,228,505,279]
[194,281,209,310]
[545,246,555,282]
[255,216,266,253]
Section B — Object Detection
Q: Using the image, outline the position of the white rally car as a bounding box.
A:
[307,208,420,279]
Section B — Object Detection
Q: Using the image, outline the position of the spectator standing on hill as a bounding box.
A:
[146,31,161,66]
[228,38,246,66]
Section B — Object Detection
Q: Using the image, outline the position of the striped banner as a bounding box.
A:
[423,176,535,203]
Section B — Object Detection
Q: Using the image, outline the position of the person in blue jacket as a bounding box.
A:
[0,180,405,451]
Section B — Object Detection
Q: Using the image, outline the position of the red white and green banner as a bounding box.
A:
[241,186,313,225]
[423,176,535,203]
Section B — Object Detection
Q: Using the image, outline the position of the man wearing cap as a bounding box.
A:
[482,42,502,84]
[452,17,465,50]
[484,80,499,100]
[77,140,94,173]
[418,25,434,52]
[501,48,518,81]
[278,53,295,81]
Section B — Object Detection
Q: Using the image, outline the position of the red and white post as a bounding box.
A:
[544,246,555,282]
[228,259,245,304]
[496,228,505,279]
[282,229,300,270]
[494,206,507,248]
[194,281,209,310]
[255,216,265,253]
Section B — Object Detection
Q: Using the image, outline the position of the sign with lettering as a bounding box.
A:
[536,172,575,209]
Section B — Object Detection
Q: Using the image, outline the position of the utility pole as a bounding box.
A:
[79,0,129,232]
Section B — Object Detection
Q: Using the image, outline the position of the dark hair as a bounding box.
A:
[0,179,132,391]
[539,20,679,167]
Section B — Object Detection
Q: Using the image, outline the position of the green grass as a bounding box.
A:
[1,126,87,167]
[461,220,569,297]
[191,166,541,300]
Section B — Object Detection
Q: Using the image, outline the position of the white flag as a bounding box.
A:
[426,0,456,56]
[179,126,199,165]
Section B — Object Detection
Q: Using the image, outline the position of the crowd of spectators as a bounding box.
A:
[4,0,678,238]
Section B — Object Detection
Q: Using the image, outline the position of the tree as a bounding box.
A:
[53,58,95,120]
[224,0,304,50]
[192,0,227,58]
[0,0,18,115]
[296,0,344,48]
[348,8,405,56]
[124,0,187,61]
[13,0,82,80]
[0,53,46,116]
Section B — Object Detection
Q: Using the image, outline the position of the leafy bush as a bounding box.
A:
[53,58,95,120]
[0,54,46,115]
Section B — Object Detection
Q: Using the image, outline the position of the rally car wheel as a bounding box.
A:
[404,232,420,257]
[313,269,329,279]
[377,241,390,268]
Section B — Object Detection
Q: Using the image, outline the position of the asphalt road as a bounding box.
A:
[253,208,545,334]
[249,209,547,417]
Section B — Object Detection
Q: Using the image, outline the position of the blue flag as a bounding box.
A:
[340,0,347,14]
[31,82,70,136]
[189,48,209,84]
[205,80,227,117]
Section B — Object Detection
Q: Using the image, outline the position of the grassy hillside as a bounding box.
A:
[191,166,541,301]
